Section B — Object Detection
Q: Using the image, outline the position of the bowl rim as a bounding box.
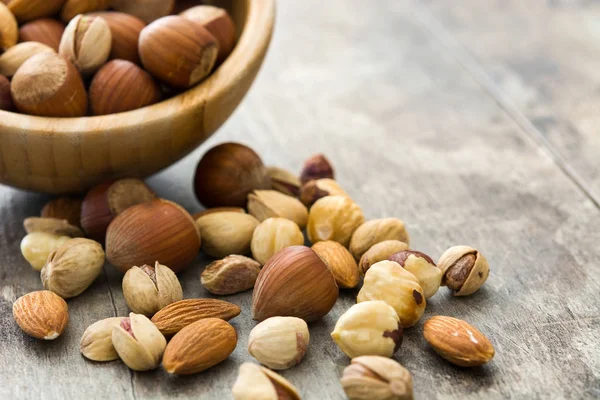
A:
[0,0,276,133]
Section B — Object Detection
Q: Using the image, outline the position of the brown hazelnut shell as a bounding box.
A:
[18,18,65,52]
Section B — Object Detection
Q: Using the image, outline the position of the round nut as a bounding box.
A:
[60,0,110,22]
[248,316,309,370]
[251,218,304,265]
[13,290,69,340]
[388,250,442,299]
[19,18,65,52]
[350,218,410,261]
[89,12,146,64]
[7,0,64,23]
[311,240,360,289]
[201,255,261,295]
[0,3,18,50]
[41,197,82,228]
[196,211,259,258]
[111,0,175,24]
[0,74,15,111]
[180,5,236,64]
[307,195,365,247]
[248,190,309,229]
[358,240,409,276]
[437,245,490,296]
[20,232,70,271]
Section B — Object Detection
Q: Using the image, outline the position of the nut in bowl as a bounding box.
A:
[0,0,276,194]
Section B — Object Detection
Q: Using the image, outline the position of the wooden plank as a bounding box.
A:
[1,1,600,399]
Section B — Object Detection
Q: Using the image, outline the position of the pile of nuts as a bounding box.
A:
[0,0,236,117]
[12,141,495,399]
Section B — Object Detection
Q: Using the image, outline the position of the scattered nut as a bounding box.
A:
[248,190,309,229]
[193,207,245,220]
[180,5,236,64]
[59,14,112,75]
[80,317,125,361]
[300,178,348,207]
[112,313,167,371]
[0,41,55,77]
[341,356,414,400]
[300,153,334,184]
[60,0,110,22]
[201,255,261,295]
[151,298,241,336]
[232,362,301,400]
[307,195,365,247]
[20,232,70,271]
[89,11,145,64]
[437,246,490,296]
[251,217,305,265]
[41,238,105,299]
[350,218,410,261]
[311,240,360,289]
[18,18,65,51]
[252,246,339,322]
[0,74,15,111]
[388,250,442,299]
[7,0,64,23]
[24,217,84,238]
[357,261,425,328]
[122,262,183,316]
[196,211,259,258]
[0,3,18,50]
[162,318,237,375]
[248,316,309,370]
[358,240,409,276]
[423,316,495,367]
[266,166,301,197]
[331,301,402,359]
[111,0,175,24]
[41,197,82,228]
[13,290,69,340]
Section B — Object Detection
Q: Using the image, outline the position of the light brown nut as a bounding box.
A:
[59,14,112,75]
[24,217,84,238]
[88,11,145,64]
[7,0,64,23]
[358,240,409,276]
[331,301,402,359]
[248,317,309,370]
[306,195,364,247]
[162,318,237,375]
[251,217,304,265]
[248,190,309,229]
[300,178,348,208]
[300,153,334,184]
[0,41,55,77]
[201,255,261,295]
[60,0,110,22]
[437,246,490,296]
[311,240,360,289]
[151,298,241,336]
[112,313,166,371]
[0,3,18,50]
[122,262,183,316]
[193,207,245,220]
[349,218,410,261]
[388,251,442,299]
[13,290,69,340]
[41,197,82,228]
[20,232,70,271]
[196,211,259,258]
[423,316,495,367]
[41,238,105,299]
[80,317,125,361]
[266,166,301,197]
[341,356,414,400]
[232,362,301,400]
[357,261,425,328]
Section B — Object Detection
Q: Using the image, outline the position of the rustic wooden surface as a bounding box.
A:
[1,0,600,399]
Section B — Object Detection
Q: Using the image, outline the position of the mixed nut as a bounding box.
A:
[12,140,494,399]
[0,1,237,116]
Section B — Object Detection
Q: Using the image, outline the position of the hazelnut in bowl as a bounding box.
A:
[0,0,275,194]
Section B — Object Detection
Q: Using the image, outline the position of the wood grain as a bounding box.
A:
[1,1,599,399]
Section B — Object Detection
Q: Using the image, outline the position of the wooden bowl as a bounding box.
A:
[0,0,275,194]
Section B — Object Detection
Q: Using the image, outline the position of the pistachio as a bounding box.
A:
[196,211,259,258]
[300,153,334,184]
[80,317,125,361]
[437,246,490,296]
[20,232,70,271]
[41,238,105,299]
[232,362,301,400]
[248,190,309,229]
[112,313,166,371]
[307,195,364,247]
[251,218,304,265]
[349,218,410,260]
[122,262,183,316]
[341,356,414,400]
[267,166,301,197]
[311,240,360,289]
[59,14,112,75]
[248,317,309,370]
[358,240,409,276]
[388,250,442,299]
[300,178,348,207]
[24,217,84,238]
[201,255,261,295]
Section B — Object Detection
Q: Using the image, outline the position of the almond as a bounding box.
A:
[162,318,237,375]
[13,290,69,340]
[423,316,495,367]
[151,299,241,336]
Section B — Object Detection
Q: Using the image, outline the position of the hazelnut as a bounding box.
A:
[122,262,183,316]
[437,245,490,296]
[232,362,301,400]
[0,74,15,111]
[300,178,348,207]
[41,238,106,299]
[139,15,218,88]
[349,218,410,260]
[311,240,360,289]
[59,14,112,75]
[6,0,64,23]
[41,197,82,228]
[18,18,65,52]
[341,356,414,400]
[60,0,110,22]
[111,0,174,24]
[306,195,365,247]
[10,52,87,117]
[20,232,70,271]
[266,166,301,197]
[201,255,261,295]
[247,190,309,229]
[358,240,409,276]
[357,261,426,328]
[250,218,304,265]
[80,178,156,243]
[80,317,125,361]
[194,143,271,208]
[112,313,167,371]
[180,5,236,64]
[248,316,309,370]
[0,42,55,77]
[252,246,339,322]
[388,250,442,299]
[331,301,402,359]
[0,3,18,50]
[196,211,259,258]
[23,217,84,237]
[300,153,334,184]
[89,11,145,64]
[89,60,162,115]
[105,199,201,273]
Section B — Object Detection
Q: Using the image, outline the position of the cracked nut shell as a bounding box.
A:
[341,356,414,400]
[122,262,183,316]
[437,246,490,296]
[232,362,301,400]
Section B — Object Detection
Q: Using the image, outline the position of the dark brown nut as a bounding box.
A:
[437,246,490,296]
[41,197,82,228]
[300,178,348,207]
[388,250,442,299]
[18,18,65,52]
[299,153,334,184]
[201,255,261,295]
[359,240,409,276]
[180,5,236,64]
[341,356,414,400]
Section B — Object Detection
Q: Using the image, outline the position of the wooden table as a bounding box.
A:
[2,1,599,398]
